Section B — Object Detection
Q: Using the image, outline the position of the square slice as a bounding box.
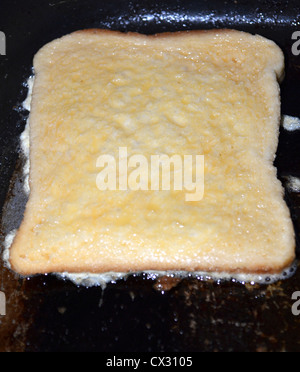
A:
[10,29,295,276]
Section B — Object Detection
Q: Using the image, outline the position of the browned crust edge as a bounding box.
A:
[11,256,296,277]
[70,27,251,40]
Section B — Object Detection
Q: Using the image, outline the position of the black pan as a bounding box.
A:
[1,0,300,352]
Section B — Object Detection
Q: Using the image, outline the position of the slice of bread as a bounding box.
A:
[9,29,295,276]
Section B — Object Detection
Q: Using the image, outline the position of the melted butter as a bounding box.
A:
[3,230,17,269]
[58,263,298,289]
[22,76,34,112]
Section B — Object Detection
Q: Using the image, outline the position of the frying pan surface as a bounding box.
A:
[1,0,300,352]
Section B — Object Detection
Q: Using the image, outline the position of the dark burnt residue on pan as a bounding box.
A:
[1,0,300,352]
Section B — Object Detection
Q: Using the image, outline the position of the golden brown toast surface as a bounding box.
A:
[10,29,295,275]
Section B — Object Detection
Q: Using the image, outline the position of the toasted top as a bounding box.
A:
[10,29,295,276]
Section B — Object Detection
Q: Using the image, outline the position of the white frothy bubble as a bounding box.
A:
[285,176,300,193]
[56,262,298,289]
[282,115,300,131]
